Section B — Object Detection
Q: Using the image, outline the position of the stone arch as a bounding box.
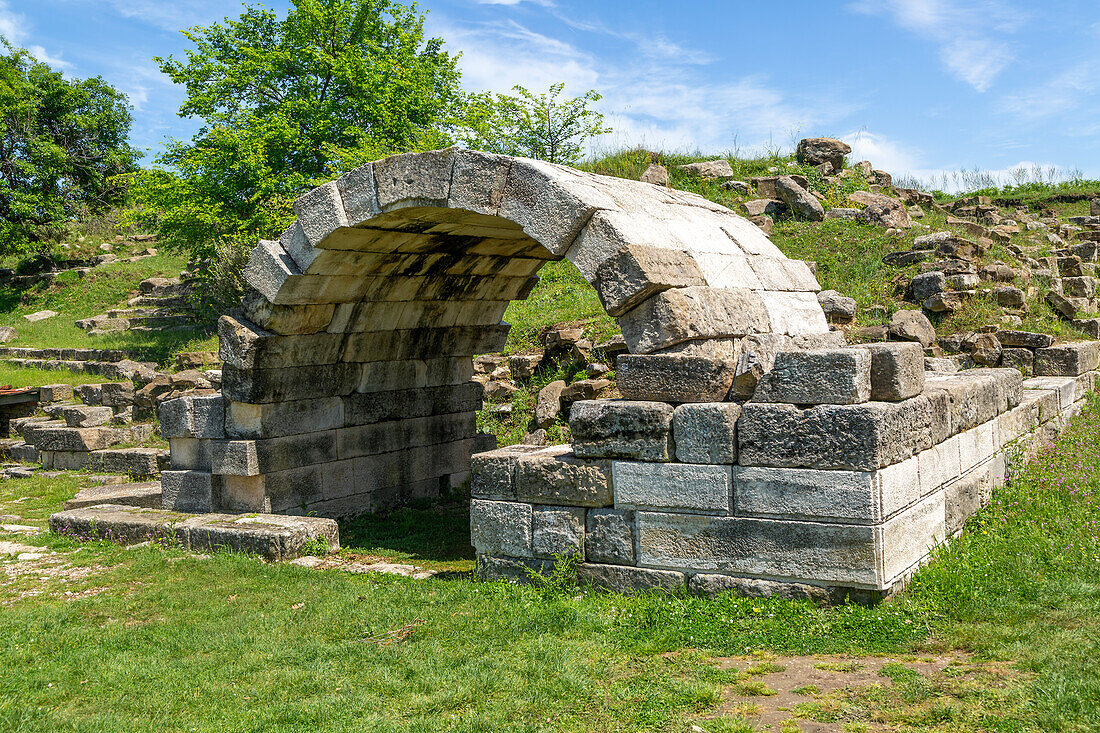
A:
[163,149,829,517]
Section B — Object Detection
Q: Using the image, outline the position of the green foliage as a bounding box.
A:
[130,0,463,256]
[460,83,610,164]
[0,40,139,253]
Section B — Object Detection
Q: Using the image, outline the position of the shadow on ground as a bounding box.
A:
[338,498,475,571]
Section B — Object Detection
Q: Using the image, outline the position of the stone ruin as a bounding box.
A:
[151,148,1100,601]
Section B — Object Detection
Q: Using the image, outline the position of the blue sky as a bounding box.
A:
[5,0,1100,187]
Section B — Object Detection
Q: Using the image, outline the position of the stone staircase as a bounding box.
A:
[77,277,200,336]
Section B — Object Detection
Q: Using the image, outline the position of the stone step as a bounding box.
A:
[138,278,191,299]
[86,447,169,477]
[0,346,138,362]
[126,295,191,309]
[106,307,183,319]
[76,316,128,332]
[128,314,196,329]
[49,504,340,561]
[63,481,162,510]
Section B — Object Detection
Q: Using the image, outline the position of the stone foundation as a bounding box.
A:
[472,342,1099,601]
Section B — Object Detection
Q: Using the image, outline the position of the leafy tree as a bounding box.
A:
[459,83,610,164]
[131,0,463,254]
[0,40,139,251]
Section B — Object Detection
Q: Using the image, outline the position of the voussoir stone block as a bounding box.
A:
[751,348,871,405]
[569,399,674,461]
[614,461,732,513]
[617,354,736,403]
[849,342,925,401]
[592,244,706,316]
[585,508,636,565]
[617,286,771,354]
[672,402,740,464]
[737,397,935,471]
[514,445,612,507]
[470,499,532,558]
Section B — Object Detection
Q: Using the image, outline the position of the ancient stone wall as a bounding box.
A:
[472,341,1100,601]
[159,149,828,516]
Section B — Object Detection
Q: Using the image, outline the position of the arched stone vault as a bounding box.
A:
[165,149,830,517]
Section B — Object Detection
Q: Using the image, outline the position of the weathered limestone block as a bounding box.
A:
[373,149,454,210]
[944,456,1001,535]
[575,563,685,594]
[592,245,706,316]
[1021,376,1078,411]
[244,240,300,304]
[470,499,532,558]
[733,459,919,524]
[344,382,484,426]
[1000,347,1034,375]
[531,505,585,559]
[917,436,962,496]
[210,431,338,477]
[751,348,871,405]
[636,512,880,585]
[758,291,831,336]
[88,448,163,477]
[75,383,103,406]
[221,363,363,403]
[923,374,999,435]
[964,368,1023,412]
[688,574,830,604]
[225,397,344,440]
[62,405,112,428]
[1034,342,1100,376]
[958,421,996,471]
[613,461,733,513]
[39,384,73,403]
[585,509,636,565]
[879,491,946,582]
[732,332,847,397]
[337,412,476,460]
[617,286,771,354]
[341,325,511,363]
[23,424,122,452]
[616,354,736,403]
[514,445,613,507]
[476,554,552,583]
[241,291,334,335]
[738,397,935,471]
[849,342,925,401]
[169,437,212,471]
[356,358,476,395]
[158,395,226,440]
[672,402,740,464]
[218,316,344,370]
[100,382,135,407]
[569,399,674,461]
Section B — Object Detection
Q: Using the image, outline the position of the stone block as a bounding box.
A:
[688,574,831,604]
[1000,347,1034,375]
[74,383,103,406]
[737,397,935,471]
[39,384,73,402]
[470,499,532,558]
[636,512,880,586]
[958,421,996,471]
[241,292,335,336]
[62,405,113,428]
[944,458,997,535]
[210,431,338,477]
[218,316,345,369]
[617,286,771,353]
[336,412,476,460]
[88,448,163,477]
[221,363,363,403]
[917,435,961,496]
[476,554,552,583]
[531,505,585,559]
[592,244,707,316]
[569,399,674,461]
[99,382,135,407]
[63,481,162,510]
[924,374,999,435]
[576,563,685,593]
[40,450,90,470]
[585,509,635,565]
[225,397,343,439]
[751,348,871,405]
[614,460,733,514]
[964,368,1023,412]
[1034,342,1100,376]
[341,325,511,363]
[732,332,847,397]
[471,444,548,500]
[169,437,212,471]
[23,424,122,452]
[879,491,946,582]
[158,395,226,440]
[849,342,926,401]
[160,470,214,512]
[1021,376,1078,411]
[734,459,918,524]
[672,402,740,464]
[514,445,613,507]
[616,354,736,403]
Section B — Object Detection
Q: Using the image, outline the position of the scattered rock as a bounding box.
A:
[24,310,58,322]
[795,138,851,170]
[775,176,825,221]
[0,326,15,343]
[534,380,566,428]
[720,180,749,194]
[678,159,735,180]
[889,310,936,347]
[640,163,669,186]
[816,290,856,324]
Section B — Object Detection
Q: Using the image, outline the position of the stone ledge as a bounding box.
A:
[48,504,339,561]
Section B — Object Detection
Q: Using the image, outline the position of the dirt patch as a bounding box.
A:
[0,551,108,604]
[289,553,438,579]
[701,652,1014,732]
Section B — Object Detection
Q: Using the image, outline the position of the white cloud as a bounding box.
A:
[472,0,554,5]
[998,62,1097,121]
[0,0,26,43]
[29,45,72,69]
[848,0,1024,92]
[430,14,854,155]
[843,129,923,172]
[98,0,230,33]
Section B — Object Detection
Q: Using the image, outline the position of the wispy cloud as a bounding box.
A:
[847,0,1024,91]
[429,14,856,155]
[998,62,1097,121]
[28,44,72,69]
[98,0,230,33]
[0,0,27,43]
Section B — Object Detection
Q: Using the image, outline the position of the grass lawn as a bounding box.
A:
[0,365,126,388]
[1,395,1099,731]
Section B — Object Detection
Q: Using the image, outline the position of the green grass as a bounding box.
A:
[0,251,217,366]
[0,365,124,388]
[1,395,1100,730]
[501,259,618,354]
